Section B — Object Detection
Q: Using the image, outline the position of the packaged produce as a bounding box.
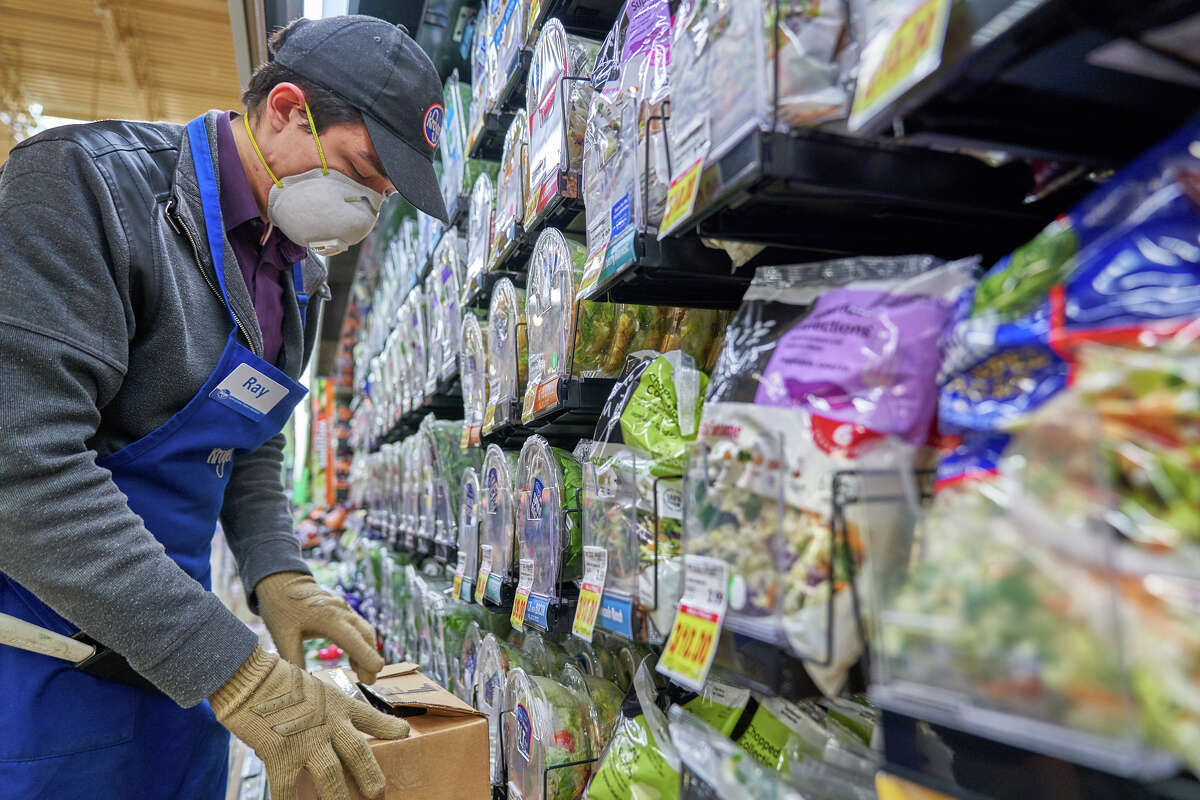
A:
[523,228,619,420]
[439,69,473,215]
[515,435,585,630]
[480,445,523,604]
[458,466,483,601]
[486,0,531,111]
[461,312,490,447]
[491,110,530,268]
[401,286,429,412]
[939,116,1200,480]
[601,304,674,373]
[423,273,444,396]
[467,14,493,155]
[584,661,680,800]
[427,228,469,388]
[400,436,420,543]
[681,680,750,738]
[524,20,601,229]
[667,0,856,205]
[561,662,624,754]
[504,667,597,800]
[465,172,496,305]
[694,256,973,693]
[485,278,529,430]
[581,0,672,289]
[477,632,510,786]
[458,620,485,703]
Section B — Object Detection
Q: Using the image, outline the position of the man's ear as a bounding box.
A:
[264,82,307,133]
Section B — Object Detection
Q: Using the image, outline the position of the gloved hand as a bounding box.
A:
[211,646,410,800]
[256,571,384,683]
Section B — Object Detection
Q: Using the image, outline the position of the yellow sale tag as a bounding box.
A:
[527,0,542,37]
[483,404,497,433]
[658,158,704,238]
[510,558,535,631]
[658,603,722,689]
[453,572,464,599]
[460,425,470,450]
[850,0,952,130]
[571,546,607,642]
[475,545,493,605]
[876,773,956,800]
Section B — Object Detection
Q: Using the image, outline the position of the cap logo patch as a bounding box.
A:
[423,104,445,148]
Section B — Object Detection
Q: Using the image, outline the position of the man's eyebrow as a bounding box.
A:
[361,149,387,177]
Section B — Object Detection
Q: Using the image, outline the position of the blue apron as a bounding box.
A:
[0,115,308,799]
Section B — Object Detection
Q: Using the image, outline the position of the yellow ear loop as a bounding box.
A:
[302,101,329,175]
[242,111,282,188]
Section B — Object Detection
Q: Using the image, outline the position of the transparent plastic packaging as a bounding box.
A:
[515,436,585,619]
[401,286,428,412]
[459,466,483,601]
[461,312,490,439]
[429,228,469,385]
[504,667,597,800]
[466,172,496,305]
[458,620,484,703]
[492,110,530,268]
[486,0,531,111]
[477,632,509,786]
[524,20,600,229]
[439,69,473,214]
[486,278,529,429]
[423,273,444,396]
[468,14,493,154]
[481,445,524,602]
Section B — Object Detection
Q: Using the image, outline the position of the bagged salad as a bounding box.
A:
[486,278,529,431]
[505,666,598,800]
[486,0,531,111]
[457,466,483,603]
[479,445,523,605]
[523,227,619,421]
[515,435,585,630]
[491,110,530,268]
[693,256,974,694]
[460,312,490,448]
[466,171,496,305]
[524,19,601,229]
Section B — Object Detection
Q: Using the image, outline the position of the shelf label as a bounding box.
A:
[483,403,497,433]
[526,0,541,37]
[524,593,550,631]
[849,0,952,131]
[572,546,608,642]
[876,773,955,800]
[453,550,468,601]
[527,376,561,418]
[510,557,535,630]
[658,157,704,239]
[657,555,729,692]
[475,545,493,604]
[597,593,634,640]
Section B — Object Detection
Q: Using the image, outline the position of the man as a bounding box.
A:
[0,15,447,800]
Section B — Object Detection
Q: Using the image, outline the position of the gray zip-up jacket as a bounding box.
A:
[0,111,328,708]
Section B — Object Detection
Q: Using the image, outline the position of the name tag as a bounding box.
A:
[210,363,288,419]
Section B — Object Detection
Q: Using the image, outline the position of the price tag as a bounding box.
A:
[658,158,704,239]
[657,555,729,691]
[483,404,497,433]
[527,0,541,36]
[849,0,952,131]
[510,558,535,630]
[475,545,493,604]
[532,377,560,416]
[453,550,468,601]
[876,773,956,800]
[571,546,608,642]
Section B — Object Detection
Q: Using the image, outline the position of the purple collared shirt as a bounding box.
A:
[215,111,308,365]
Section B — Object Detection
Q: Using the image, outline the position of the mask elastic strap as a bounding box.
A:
[242,99,329,185]
[302,101,330,176]
[243,112,283,188]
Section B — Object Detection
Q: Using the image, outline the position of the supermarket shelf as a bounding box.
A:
[489,223,538,272]
[493,46,533,115]
[522,587,579,637]
[434,541,458,565]
[481,399,539,448]
[465,268,527,310]
[709,627,868,701]
[528,0,622,39]
[523,170,588,239]
[667,128,1074,264]
[415,534,436,557]
[470,109,516,161]
[872,683,1181,781]
[854,0,1200,165]
[447,191,471,229]
[880,711,1199,800]
[581,232,748,309]
[523,375,616,438]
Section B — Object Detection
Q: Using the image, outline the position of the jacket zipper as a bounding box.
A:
[165,198,260,357]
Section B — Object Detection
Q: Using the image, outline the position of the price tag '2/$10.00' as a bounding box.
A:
[657,555,730,692]
[571,546,608,642]
[475,545,493,605]
[510,558,535,631]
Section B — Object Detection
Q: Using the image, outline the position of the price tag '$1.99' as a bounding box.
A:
[656,555,729,692]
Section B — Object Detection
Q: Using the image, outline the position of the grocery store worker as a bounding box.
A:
[0,15,447,800]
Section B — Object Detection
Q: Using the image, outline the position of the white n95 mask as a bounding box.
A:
[243,104,384,256]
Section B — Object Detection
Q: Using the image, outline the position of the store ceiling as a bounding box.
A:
[0,0,246,159]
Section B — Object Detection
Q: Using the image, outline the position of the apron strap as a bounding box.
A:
[185,116,237,327]
[292,261,309,330]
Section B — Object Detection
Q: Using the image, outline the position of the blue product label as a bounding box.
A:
[935,432,1011,487]
[484,673,499,707]
[515,703,532,761]
[492,0,517,46]
[603,228,637,280]
[460,577,475,603]
[524,593,551,631]
[485,572,503,604]
[939,344,1067,435]
[464,640,478,679]
[610,193,631,239]
[530,477,544,520]
[597,593,634,639]
[487,467,499,509]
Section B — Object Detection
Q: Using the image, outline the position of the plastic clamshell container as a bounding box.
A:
[439,69,472,211]
[424,274,444,396]
[491,110,529,268]
[476,632,508,786]
[459,466,483,597]
[486,278,528,426]
[466,172,496,304]
[523,19,599,229]
[430,229,468,383]
[516,436,584,614]
[458,620,484,703]
[467,13,493,153]
[461,313,489,435]
[485,0,530,110]
[503,667,596,800]
[481,445,522,592]
[581,453,640,600]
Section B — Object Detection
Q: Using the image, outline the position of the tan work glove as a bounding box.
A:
[211,646,410,800]
[257,571,384,683]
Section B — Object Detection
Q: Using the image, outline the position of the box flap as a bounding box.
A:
[376,662,420,679]
[360,670,481,717]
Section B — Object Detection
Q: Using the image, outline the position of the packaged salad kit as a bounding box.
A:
[585,351,708,643]
[522,228,619,421]
[524,20,601,230]
[504,667,599,800]
[691,256,974,695]
[427,228,469,389]
[581,0,672,289]
[457,466,483,603]
[460,312,490,449]
[480,445,524,607]
[491,110,530,269]
[486,0,531,111]
[467,14,493,155]
[485,278,530,432]
[439,70,499,220]
[465,171,496,306]
[514,435,585,633]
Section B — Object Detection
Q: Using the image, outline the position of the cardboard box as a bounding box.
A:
[297,663,490,800]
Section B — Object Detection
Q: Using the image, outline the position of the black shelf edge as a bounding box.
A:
[707,627,868,702]
[667,127,1075,266]
[530,0,623,39]
[523,375,615,437]
[448,192,471,229]
[466,268,528,310]
[582,231,748,309]
[481,399,539,448]
[494,46,533,115]
[488,222,537,272]
[469,109,515,161]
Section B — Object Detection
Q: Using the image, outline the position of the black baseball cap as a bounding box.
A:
[274,15,449,223]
